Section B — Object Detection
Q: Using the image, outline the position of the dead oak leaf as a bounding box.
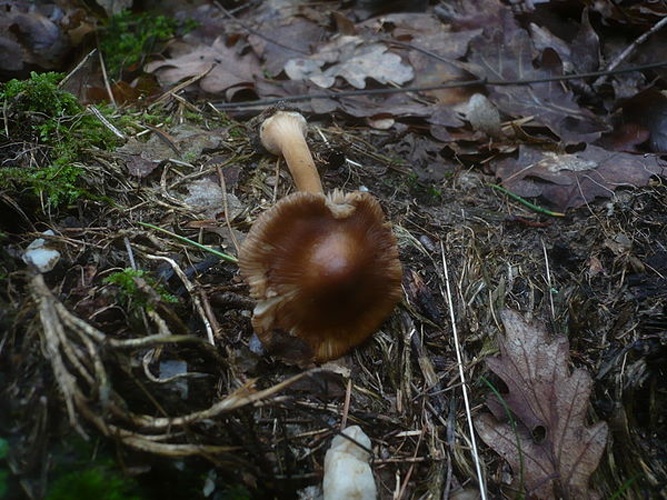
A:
[145,37,261,96]
[359,13,480,105]
[0,2,83,76]
[494,144,667,211]
[475,309,608,499]
[284,36,413,89]
[247,17,323,78]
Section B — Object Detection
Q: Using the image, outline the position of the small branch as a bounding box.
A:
[214,62,667,111]
[594,16,667,87]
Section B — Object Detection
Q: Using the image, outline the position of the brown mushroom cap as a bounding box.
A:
[239,189,402,362]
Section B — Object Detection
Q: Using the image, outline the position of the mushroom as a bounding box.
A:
[239,111,402,363]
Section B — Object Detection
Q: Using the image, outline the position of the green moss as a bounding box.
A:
[1,72,80,115]
[181,109,206,124]
[103,268,177,312]
[99,11,197,79]
[0,72,121,208]
[228,125,246,139]
[0,437,7,499]
[46,468,142,500]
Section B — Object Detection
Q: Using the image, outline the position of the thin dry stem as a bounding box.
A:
[441,242,487,499]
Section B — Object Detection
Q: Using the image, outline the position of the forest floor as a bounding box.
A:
[0,1,666,499]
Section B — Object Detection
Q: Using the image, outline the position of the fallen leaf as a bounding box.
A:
[362,13,478,105]
[618,89,667,153]
[145,37,261,95]
[285,36,414,89]
[493,144,667,210]
[570,8,601,74]
[248,16,324,78]
[0,36,24,73]
[124,154,160,178]
[118,124,223,177]
[183,178,244,220]
[393,133,456,182]
[0,3,79,77]
[475,309,608,499]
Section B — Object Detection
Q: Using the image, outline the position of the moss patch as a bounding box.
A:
[0,72,121,208]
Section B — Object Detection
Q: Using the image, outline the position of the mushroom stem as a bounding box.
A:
[259,111,323,194]
[282,134,323,194]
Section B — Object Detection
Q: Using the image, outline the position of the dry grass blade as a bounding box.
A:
[441,242,487,499]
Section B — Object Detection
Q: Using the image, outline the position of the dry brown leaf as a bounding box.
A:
[493,144,667,211]
[145,37,261,95]
[0,2,77,77]
[475,309,608,499]
[247,17,324,78]
[363,13,479,106]
[285,36,413,89]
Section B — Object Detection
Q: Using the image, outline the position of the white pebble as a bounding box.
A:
[323,426,377,500]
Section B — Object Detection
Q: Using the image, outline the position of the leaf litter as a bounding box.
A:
[139,0,666,211]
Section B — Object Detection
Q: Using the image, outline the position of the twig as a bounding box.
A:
[150,68,213,108]
[59,49,97,89]
[594,16,667,87]
[144,254,217,345]
[124,236,137,270]
[97,49,117,108]
[216,163,241,255]
[340,377,352,429]
[396,425,426,500]
[214,62,667,110]
[87,106,126,140]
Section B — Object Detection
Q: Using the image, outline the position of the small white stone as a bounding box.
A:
[22,230,60,273]
[323,426,377,500]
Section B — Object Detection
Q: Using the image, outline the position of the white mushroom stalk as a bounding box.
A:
[259,111,323,194]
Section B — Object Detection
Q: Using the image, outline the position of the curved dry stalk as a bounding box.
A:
[145,254,216,345]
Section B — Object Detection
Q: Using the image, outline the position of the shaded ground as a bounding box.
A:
[1,1,667,499]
